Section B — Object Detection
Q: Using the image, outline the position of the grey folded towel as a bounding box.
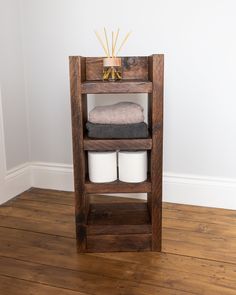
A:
[86,122,149,139]
[89,102,144,124]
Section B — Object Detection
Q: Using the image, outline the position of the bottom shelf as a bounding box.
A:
[84,195,152,252]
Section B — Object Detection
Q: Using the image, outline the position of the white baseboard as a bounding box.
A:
[164,173,236,209]
[3,161,236,210]
[31,162,74,191]
[1,163,31,204]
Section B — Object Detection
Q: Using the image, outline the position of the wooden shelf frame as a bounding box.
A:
[69,55,164,252]
[81,80,152,94]
[83,136,152,151]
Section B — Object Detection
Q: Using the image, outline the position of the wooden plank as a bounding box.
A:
[163,216,236,238]
[69,56,87,252]
[0,275,86,295]
[2,198,74,215]
[88,202,151,225]
[92,252,236,295]
[29,188,73,198]
[87,224,151,235]
[85,179,151,194]
[84,137,152,151]
[19,191,74,206]
[81,80,152,94]
[0,257,189,295]
[0,203,73,223]
[87,234,152,252]
[0,225,236,294]
[2,190,236,294]
[164,202,236,218]
[148,54,164,251]
[163,207,236,226]
[86,57,149,81]
[89,194,146,204]
[0,214,74,238]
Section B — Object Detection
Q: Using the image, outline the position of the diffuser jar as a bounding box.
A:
[103,57,122,81]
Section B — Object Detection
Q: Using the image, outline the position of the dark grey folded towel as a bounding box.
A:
[86,122,149,139]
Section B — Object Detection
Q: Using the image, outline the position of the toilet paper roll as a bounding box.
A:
[118,151,147,183]
[88,151,117,183]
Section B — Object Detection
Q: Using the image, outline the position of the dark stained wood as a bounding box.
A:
[87,202,151,225]
[81,80,152,94]
[70,55,164,252]
[86,56,149,81]
[89,194,146,204]
[87,224,151,235]
[69,56,88,252]
[84,179,151,194]
[1,189,236,294]
[148,54,164,251]
[84,137,152,151]
[87,234,152,252]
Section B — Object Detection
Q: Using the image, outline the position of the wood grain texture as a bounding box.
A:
[86,56,149,81]
[87,202,151,225]
[0,275,87,295]
[1,189,236,294]
[87,224,151,235]
[148,54,164,251]
[69,56,87,252]
[69,55,164,252]
[84,179,151,194]
[87,234,152,252]
[83,137,152,151]
[81,80,152,94]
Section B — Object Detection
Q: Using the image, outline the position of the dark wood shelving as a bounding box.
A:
[81,80,152,94]
[69,55,164,252]
[86,199,152,252]
[84,178,152,194]
[83,136,152,151]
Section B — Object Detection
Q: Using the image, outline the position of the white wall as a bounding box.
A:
[1,0,236,207]
[0,88,6,197]
[21,0,236,176]
[0,0,31,203]
[0,0,29,170]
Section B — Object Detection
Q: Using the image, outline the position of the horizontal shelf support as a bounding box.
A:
[84,138,152,150]
[84,180,151,194]
[81,81,152,94]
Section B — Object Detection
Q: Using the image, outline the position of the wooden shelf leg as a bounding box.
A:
[148,54,164,251]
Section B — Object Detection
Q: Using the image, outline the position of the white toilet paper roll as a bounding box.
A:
[118,151,147,183]
[88,151,117,183]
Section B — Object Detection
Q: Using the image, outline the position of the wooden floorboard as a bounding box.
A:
[0,188,236,294]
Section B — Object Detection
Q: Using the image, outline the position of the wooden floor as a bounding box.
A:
[0,189,236,294]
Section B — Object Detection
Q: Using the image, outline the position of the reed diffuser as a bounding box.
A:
[95,28,131,81]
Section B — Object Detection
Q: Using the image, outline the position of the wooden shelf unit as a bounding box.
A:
[69,55,164,252]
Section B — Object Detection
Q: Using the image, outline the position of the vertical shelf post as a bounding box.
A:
[148,54,164,251]
[69,56,88,252]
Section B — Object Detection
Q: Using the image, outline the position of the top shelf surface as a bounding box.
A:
[81,80,152,94]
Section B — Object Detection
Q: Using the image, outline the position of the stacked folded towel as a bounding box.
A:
[86,102,148,139]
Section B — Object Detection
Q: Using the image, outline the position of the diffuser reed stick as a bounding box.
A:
[116,31,132,56]
[94,31,109,57]
[95,28,130,57]
[112,31,114,57]
[113,28,120,57]
[104,27,110,57]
